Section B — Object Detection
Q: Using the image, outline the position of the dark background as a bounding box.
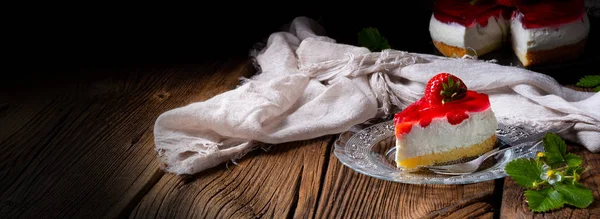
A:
[5,2,599,85]
[7,3,435,63]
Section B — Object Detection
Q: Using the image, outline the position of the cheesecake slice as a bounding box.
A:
[394,73,498,171]
[510,0,590,67]
[429,0,510,58]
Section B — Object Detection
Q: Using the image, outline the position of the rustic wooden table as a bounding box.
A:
[1,55,598,219]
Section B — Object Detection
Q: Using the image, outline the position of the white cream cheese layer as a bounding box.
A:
[429,14,509,55]
[511,13,590,54]
[395,108,498,160]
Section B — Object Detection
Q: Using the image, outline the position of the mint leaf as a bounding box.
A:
[565,153,582,167]
[554,182,594,208]
[358,27,391,52]
[543,133,567,166]
[594,86,599,92]
[576,75,600,87]
[505,158,542,188]
[525,187,564,212]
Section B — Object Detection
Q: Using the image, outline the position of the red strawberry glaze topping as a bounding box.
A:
[433,0,510,28]
[496,0,522,7]
[514,0,586,29]
[393,91,492,136]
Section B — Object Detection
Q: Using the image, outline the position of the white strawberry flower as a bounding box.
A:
[540,164,562,185]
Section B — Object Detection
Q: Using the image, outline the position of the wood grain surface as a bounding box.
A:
[131,136,332,219]
[1,58,598,219]
[0,59,253,218]
[314,149,498,219]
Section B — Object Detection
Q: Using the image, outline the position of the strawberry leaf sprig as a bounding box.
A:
[575,75,600,92]
[504,133,594,213]
[357,27,391,52]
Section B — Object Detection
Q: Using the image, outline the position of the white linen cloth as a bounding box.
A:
[153,16,600,175]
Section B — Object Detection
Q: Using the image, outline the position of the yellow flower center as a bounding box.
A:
[537,152,545,158]
[546,170,555,178]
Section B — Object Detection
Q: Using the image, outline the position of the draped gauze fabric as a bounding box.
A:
[153,17,600,175]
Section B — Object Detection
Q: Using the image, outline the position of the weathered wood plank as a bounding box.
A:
[427,202,494,219]
[500,144,600,219]
[314,150,497,219]
[130,136,332,219]
[0,59,252,218]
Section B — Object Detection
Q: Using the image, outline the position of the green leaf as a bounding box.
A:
[543,133,567,166]
[594,86,600,92]
[505,158,542,188]
[456,80,461,88]
[576,75,600,88]
[563,178,575,185]
[554,182,594,208]
[357,27,391,52]
[565,153,582,167]
[525,187,564,212]
[442,82,448,90]
[448,77,454,88]
[565,165,584,175]
[564,165,584,185]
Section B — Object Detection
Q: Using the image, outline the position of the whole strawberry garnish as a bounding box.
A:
[423,73,468,105]
[496,0,523,7]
